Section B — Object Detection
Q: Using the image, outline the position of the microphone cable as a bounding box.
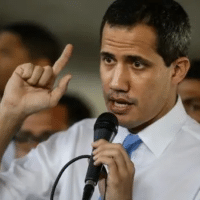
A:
[50,155,107,200]
[50,155,90,200]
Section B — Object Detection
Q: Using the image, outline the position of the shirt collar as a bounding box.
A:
[138,96,188,157]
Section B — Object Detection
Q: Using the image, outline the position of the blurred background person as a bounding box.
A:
[0,21,60,170]
[0,21,61,170]
[0,21,61,98]
[2,94,92,170]
[178,60,200,123]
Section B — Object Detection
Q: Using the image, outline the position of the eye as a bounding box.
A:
[127,56,149,69]
[133,61,144,69]
[103,56,115,65]
[134,61,141,67]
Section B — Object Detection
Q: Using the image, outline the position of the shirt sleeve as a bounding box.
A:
[0,119,96,200]
[0,130,69,200]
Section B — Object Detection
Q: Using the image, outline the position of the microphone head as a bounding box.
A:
[94,112,118,136]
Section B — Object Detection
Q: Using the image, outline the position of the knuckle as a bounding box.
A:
[115,143,123,150]
[25,64,34,74]
[116,143,122,148]
[18,63,33,71]
[34,66,43,74]
[113,149,121,157]
[44,66,53,76]
[107,158,115,166]
[27,63,34,68]
[98,139,107,144]
[95,146,103,153]
[44,65,52,71]
[36,65,43,71]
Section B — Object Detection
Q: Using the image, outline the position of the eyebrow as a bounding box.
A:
[100,51,116,60]
[100,51,153,66]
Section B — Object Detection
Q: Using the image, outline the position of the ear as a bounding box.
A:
[171,57,190,85]
[32,58,51,67]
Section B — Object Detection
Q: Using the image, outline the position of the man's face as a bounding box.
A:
[0,31,31,96]
[100,24,177,132]
[178,79,200,123]
[14,104,68,158]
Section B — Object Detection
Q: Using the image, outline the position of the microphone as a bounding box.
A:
[82,112,118,200]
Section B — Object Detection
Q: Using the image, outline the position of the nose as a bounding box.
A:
[109,64,129,92]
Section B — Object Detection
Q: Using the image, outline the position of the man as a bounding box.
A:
[1,95,92,170]
[0,1,200,200]
[0,22,60,98]
[178,60,200,122]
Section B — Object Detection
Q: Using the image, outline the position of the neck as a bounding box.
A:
[129,95,178,133]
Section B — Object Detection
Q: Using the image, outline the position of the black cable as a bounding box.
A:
[50,155,91,200]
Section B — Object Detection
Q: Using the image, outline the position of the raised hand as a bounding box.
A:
[0,44,73,119]
[92,139,134,200]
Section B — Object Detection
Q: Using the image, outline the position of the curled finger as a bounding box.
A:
[27,65,44,85]
[37,66,54,87]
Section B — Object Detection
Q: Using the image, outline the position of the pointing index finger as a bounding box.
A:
[53,44,73,76]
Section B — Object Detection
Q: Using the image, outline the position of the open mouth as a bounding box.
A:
[113,101,131,108]
[110,96,133,105]
[109,98,133,114]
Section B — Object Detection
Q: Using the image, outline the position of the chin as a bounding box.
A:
[117,115,145,130]
[117,116,135,128]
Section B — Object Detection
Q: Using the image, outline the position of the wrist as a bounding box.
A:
[0,103,26,126]
[0,103,26,162]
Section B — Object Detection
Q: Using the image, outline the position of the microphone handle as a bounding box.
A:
[85,127,115,184]
[82,126,117,200]
[85,155,103,185]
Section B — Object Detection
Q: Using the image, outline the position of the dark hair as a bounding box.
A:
[1,22,61,65]
[100,0,191,67]
[58,94,92,126]
[185,60,200,80]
